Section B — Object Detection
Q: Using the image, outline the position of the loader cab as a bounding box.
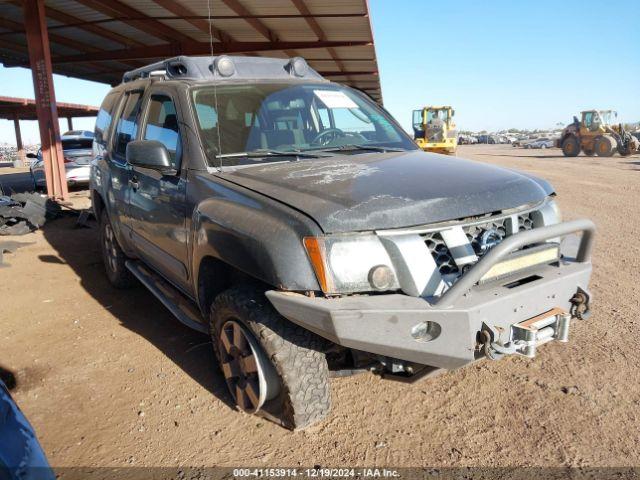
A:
[412,107,455,139]
[581,110,616,133]
[427,108,451,123]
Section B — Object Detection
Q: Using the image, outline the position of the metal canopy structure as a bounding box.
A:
[0,95,98,120]
[0,0,382,200]
[0,95,98,167]
[0,0,382,102]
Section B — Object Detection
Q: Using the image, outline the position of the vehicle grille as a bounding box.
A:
[422,212,536,275]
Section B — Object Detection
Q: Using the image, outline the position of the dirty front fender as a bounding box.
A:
[189,172,322,293]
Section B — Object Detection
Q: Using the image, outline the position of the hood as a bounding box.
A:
[216,151,552,233]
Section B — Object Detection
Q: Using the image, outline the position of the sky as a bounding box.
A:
[0,0,639,145]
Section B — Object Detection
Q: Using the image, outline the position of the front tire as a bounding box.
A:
[211,286,331,430]
[561,136,580,157]
[100,210,134,289]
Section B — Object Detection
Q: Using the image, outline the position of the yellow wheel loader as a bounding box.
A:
[557,110,639,157]
[412,106,458,154]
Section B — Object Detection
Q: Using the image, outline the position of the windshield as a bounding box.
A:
[191,83,417,167]
[426,109,449,122]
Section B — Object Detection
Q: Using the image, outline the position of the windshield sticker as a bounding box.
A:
[314,90,358,109]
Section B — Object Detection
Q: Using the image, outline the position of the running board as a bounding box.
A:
[125,260,208,334]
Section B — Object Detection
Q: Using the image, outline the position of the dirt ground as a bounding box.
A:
[1,145,639,468]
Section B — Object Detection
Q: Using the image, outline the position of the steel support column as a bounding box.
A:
[23,0,68,200]
[12,113,25,167]
[66,117,73,131]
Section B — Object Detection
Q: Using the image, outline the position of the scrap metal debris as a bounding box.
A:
[0,193,61,236]
[74,209,94,229]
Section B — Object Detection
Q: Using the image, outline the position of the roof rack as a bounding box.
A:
[122,55,326,84]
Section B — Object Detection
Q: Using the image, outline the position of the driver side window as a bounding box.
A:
[143,94,181,169]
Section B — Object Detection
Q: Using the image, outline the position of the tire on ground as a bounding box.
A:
[595,135,615,157]
[561,136,580,157]
[100,209,134,288]
[211,286,331,430]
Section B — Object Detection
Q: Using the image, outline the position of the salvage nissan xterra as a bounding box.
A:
[91,56,594,430]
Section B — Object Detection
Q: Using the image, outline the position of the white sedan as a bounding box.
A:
[29,134,93,189]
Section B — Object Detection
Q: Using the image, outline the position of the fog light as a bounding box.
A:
[368,265,394,291]
[411,322,441,342]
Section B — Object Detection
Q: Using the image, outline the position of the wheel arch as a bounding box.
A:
[196,255,254,317]
[190,193,322,307]
[91,189,105,221]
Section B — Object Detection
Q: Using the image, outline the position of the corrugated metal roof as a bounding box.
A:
[0,0,382,101]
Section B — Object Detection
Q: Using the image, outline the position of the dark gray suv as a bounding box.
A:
[91,55,594,430]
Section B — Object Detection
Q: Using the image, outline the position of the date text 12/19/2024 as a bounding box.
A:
[233,469,400,478]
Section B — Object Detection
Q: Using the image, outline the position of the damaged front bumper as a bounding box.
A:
[266,219,594,370]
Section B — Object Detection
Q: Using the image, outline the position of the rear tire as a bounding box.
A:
[211,286,331,430]
[595,135,614,157]
[561,136,580,157]
[100,210,134,289]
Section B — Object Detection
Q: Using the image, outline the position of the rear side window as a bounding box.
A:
[143,94,181,168]
[113,91,143,159]
[94,91,120,145]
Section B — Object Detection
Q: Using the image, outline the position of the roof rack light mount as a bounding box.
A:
[122,55,325,84]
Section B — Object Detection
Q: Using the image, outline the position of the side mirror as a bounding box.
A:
[451,110,456,117]
[26,153,37,159]
[126,140,173,172]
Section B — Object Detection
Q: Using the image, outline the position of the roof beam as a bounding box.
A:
[220,0,275,41]
[0,17,143,71]
[150,0,231,42]
[0,38,28,55]
[37,13,367,29]
[290,0,325,40]
[0,43,118,83]
[0,35,131,76]
[5,0,144,48]
[0,17,100,53]
[71,0,195,44]
[289,0,348,79]
[319,71,378,77]
[47,40,372,64]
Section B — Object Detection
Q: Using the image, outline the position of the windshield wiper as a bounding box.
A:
[307,144,407,154]
[217,149,332,160]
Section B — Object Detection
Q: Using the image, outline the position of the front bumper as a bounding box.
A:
[416,138,457,153]
[267,220,594,370]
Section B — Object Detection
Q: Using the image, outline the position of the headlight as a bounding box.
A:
[548,199,562,224]
[533,197,561,228]
[304,235,399,294]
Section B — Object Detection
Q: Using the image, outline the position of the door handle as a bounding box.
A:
[129,177,139,190]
